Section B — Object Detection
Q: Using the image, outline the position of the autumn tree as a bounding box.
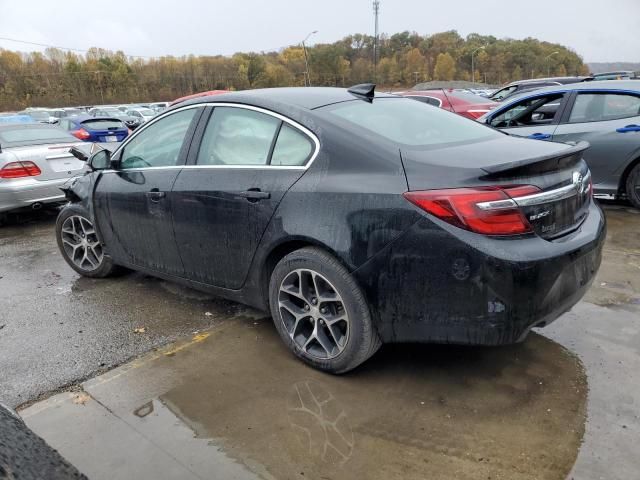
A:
[433,53,456,80]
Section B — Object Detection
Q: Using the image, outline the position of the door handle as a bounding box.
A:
[145,189,166,202]
[616,124,640,133]
[527,132,552,140]
[238,189,271,202]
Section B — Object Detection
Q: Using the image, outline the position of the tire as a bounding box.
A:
[269,247,381,374]
[626,163,640,209]
[56,204,118,278]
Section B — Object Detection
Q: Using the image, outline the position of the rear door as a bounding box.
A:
[552,91,640,190]
[171,105,316,289]
[487,92,569,140]
[93,106,203,275]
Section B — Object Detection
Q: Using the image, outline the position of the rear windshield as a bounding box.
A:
[0,127,76,145]
[321,97,500,147]
[82,119,124,129]
[137,109,155,116]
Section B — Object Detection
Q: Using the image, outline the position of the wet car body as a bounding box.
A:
[62,87,605,357]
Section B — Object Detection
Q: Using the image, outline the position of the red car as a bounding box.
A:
[170,90,229,106]
[397,89,498,120]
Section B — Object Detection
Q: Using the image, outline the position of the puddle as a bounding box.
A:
[85,320,588,480]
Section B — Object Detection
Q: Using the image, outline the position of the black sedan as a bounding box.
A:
[56,85,605,373]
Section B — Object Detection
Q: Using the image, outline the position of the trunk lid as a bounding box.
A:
[401,137,591,239]
[4,142,90,182]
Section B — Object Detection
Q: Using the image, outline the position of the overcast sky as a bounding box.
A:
[0,0,637,63]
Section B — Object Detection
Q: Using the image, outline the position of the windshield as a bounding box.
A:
[137,109,155,116]
[0,126,76,145]
[21,111,50,121]
[321,97,500,147]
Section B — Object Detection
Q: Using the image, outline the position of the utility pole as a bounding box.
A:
[471,45,485,85]
[545,51,559,77]
[373,0,380,82]
[301,30,318,87]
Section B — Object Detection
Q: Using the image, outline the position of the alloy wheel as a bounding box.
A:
[278,268,350,360]
[60,215,104,271]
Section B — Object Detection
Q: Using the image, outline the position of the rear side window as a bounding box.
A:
[569,93,640,123]
[323,98,499,147]
[271,124,314,166]
[197,107,280,166]
[82,120,124,130]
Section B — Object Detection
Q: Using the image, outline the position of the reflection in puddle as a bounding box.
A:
[104,320,587,480]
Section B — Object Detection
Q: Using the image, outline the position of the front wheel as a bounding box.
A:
[269,247,381,374]
[626,163,640,209]
[56,204,118,278]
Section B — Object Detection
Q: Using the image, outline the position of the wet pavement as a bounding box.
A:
[2,203,640,479]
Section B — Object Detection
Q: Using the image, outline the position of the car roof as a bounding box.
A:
[0,122,59,131]
[494,80,640,107]
[178,87,398,111]
[505,76,589,87]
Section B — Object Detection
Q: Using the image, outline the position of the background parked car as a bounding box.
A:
[398,89,498,120]
[91,107,141,130]
[150,102,170,113]
[489,76,591,102]
[170,90,229,106]
[590,71,638,81]
[0,123,89,218]
[125,107,156,124]
[17,109,55,124]
[479,80,640,208]
[59,115,129,143]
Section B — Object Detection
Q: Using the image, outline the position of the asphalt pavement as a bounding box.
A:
[1,203,639,479]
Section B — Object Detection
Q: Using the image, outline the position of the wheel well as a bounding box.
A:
[619,156,640,195]
[260,239,343,309]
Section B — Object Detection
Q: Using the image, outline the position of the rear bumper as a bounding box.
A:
[0,177,71,212]
[353,200,606,345]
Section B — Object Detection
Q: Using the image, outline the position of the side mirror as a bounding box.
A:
[88,149,111,171]
[69,146,88,161]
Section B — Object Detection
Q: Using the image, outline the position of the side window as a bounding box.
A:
[197,107,280,166]
[271,124,314,166]
[569,93,640,123]
[491,86,517,101]
[490,94,564,128]
[120,108,197,169]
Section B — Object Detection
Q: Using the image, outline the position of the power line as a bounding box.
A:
[0,36,152,59]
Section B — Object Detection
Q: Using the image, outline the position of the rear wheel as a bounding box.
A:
[626,163,640,209]
[56,204,118,278]
[269,247,381,374]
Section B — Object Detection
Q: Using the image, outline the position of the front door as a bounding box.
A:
[488,92,568,140]
[94,107,202,276]
[172,105,316,289]
[552,91,640,191]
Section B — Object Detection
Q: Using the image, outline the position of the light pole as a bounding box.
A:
[545,51,559,77]
[302,30,318,87]
[471,45,485,85]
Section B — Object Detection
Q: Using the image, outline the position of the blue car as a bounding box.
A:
[59,115,129,143]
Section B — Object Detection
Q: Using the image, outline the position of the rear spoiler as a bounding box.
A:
[481,141,590,176]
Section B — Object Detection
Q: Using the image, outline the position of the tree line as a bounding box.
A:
[0,30,589,110]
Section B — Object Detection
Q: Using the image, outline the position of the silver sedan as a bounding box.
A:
[0,124,90,219]
[479,81,640,208]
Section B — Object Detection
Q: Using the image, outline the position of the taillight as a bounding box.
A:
[466,109,490,120]
[403,185,540,235]
[72,128,91,140]
[0,161,42,179]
